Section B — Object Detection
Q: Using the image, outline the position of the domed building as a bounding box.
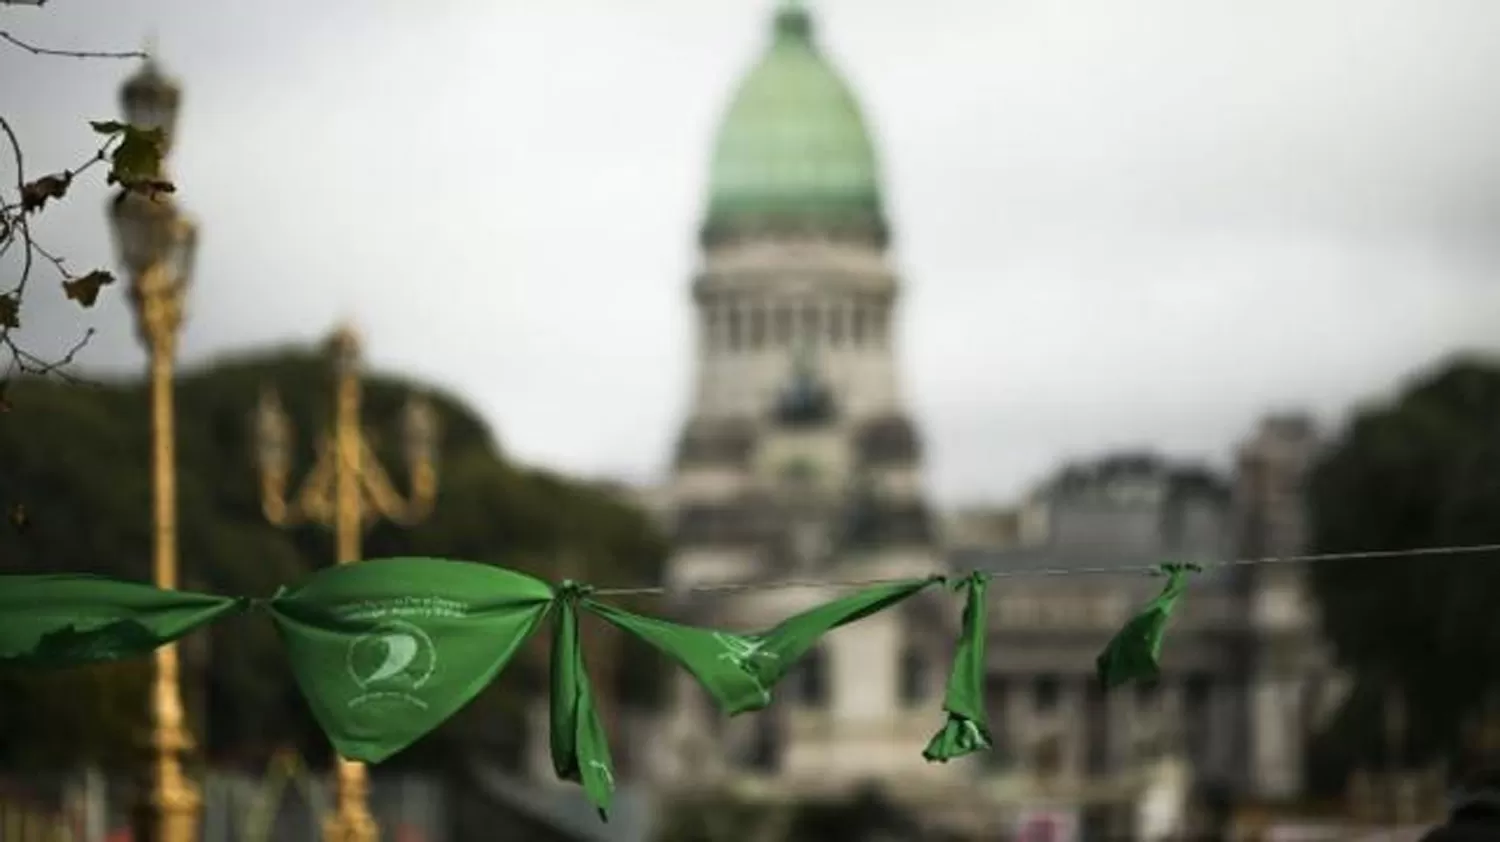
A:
[652,0,980,835]
[667,0,936,627]
[683,0,905,425]
[698,2,888,250]
[640,3,1343,839]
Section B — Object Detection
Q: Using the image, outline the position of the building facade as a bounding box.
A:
[949,434,1339,812]
[642,2,1342,837]
[652,0,962,807]
[1233,414,1348,800]
[952,454,1249,792]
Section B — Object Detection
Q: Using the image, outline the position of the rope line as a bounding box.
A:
[588,541,1500,597]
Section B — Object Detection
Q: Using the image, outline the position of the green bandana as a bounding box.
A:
[0,574,244,667]
[0,554,1228,821]
[549,585,615,820]
[266,557,553,763]
[588,576,941,715]
[1095,563,1199,688]
[923,572,993,762]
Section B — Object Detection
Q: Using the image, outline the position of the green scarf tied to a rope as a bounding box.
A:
[549,581,616,820]
[1095,562,1201,688]
[0,573,246,666]
[0,555,1212,824]
[267,558,554,764]
[587,575,944,717]
[923,572,993,762]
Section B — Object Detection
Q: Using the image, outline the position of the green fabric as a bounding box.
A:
[923,573,992,762]
[0,557,1222,812]
[1095,563,1200,689]
[0,574,244,667]
[587,576,940,715]
[266,557,553,763]
[549,586,614,820]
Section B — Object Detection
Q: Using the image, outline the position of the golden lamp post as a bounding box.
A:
[106,55,202,842]
[253,324,439,842]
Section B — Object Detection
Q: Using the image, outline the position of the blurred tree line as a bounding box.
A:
[0,346,667,775]
[1307,355,1500,791]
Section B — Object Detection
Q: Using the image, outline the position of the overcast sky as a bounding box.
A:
[4,0,1500,506]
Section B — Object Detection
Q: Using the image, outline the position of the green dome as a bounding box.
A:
[701,1,888,246]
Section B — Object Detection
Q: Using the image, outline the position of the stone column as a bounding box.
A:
[1251,676,1305,798]
[1108,685,1134,774]
[1205,680,1237,779]
[829,300,847,348]
[1283,678,1308,795]
[987,675,1014,760]
[1063,678,1088,780]
[659,670,711,785]
[1003,677,1030,774]
[1161,680,1185,757]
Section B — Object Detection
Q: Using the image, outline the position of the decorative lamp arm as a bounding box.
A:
[288,442,337,526]
[260,467,295,526]
[402,393,439,515]
[358,438,435,526]
[255,386,304,526]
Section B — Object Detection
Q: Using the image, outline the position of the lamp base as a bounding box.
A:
[323,810,380,842]
[131,779,201,842]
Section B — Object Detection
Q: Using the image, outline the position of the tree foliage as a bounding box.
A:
[1,20,170,390]
[0,348,667,772]
[1307,355,1500,763]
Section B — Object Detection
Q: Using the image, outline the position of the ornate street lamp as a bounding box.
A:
[255,324,439,842]
[106,54,201,842]
[120,55,182,149]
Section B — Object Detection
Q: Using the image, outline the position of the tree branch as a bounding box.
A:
[0,113,38,317]
[0,30,145,60]
[0,21,159,396]
[0,115,108,385]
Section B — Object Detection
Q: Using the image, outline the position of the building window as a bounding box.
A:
[727,304,742,351]
[1034,735,1063,779]
[801,304,820,346]
[1184,673,1213,763]
[773,305,793,346]
[794,648,828,706]
[705,308,722,352]
[1086,681,1109,775]
[702,692,725,737]
[829,305,846,347]
[851,304,867,346]
[745,714,780,772]
[1135,678,1160,709]
[1185,673,1211,710]
[985,676,1010,761]
[748,306,766,350]
[899,646,927,706]
[779,457,818,488]
[1035,674,1061,712]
